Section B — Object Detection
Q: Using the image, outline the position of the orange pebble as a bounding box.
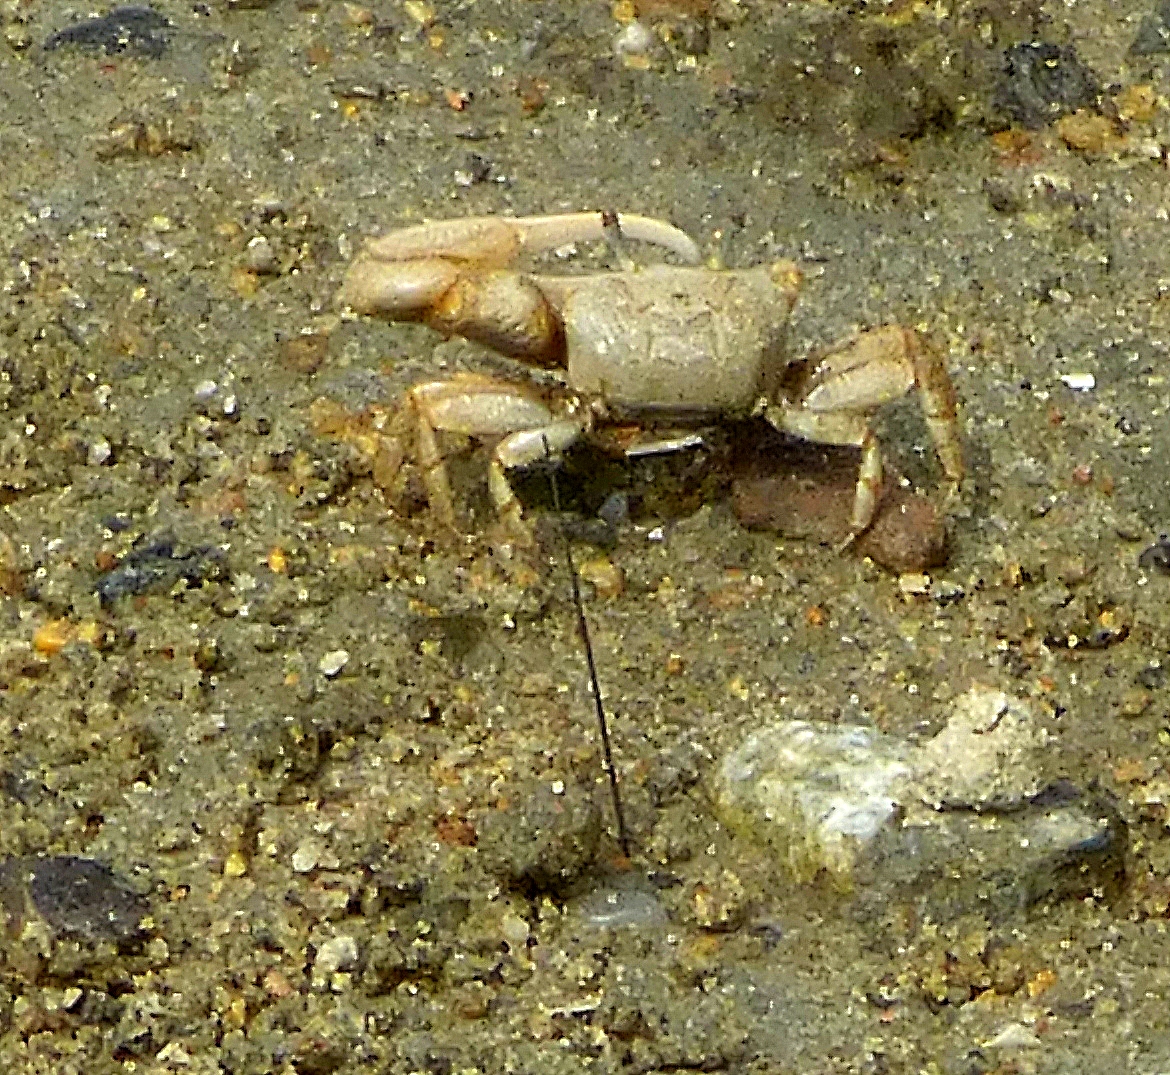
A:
[33,619,73,655]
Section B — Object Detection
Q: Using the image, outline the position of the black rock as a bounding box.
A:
[95,533,224,605]
[995,42,1101,129]
[44,6,172,58]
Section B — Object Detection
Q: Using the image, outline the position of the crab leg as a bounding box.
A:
[406,374,587,544]
[765,326,963,541]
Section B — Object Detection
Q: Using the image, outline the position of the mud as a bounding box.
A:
[3,0,1170,1071]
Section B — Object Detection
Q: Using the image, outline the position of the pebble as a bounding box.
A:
[613,20,654,59]
[0,856,150,985]
[43,5,172,57]
[574,884,668,930]
[292,837,322,873]
[986,1022,1042,1049]
[318,649,349,677]
[87,437,112,466]
[577,555,624,598]
[712,688,1126,921]
[1138,535,1170,575]
[732,435,948,573]
[995,41,1101,128]
[500,911,530,950]
[242,235,279,275]
[315,934,359,975]
[476,775,601,894]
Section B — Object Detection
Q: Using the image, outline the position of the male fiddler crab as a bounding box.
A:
[337,211,963,546]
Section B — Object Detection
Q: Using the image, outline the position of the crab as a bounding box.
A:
[338,211,963,546]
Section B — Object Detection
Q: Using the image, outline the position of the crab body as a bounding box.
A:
[338,212,962,544]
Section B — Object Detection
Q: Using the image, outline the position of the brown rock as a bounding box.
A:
[731,431,948,573]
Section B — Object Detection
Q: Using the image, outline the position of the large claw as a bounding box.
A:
[337,211,700,319]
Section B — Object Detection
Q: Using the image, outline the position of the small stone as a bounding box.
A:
[690,870,746,931]
[577,556,624,598]
[477,775,601,894]
[614,19,653,58]
[500,911,530,950]
[291,837,321,873]
[1059,372,1096,391]
[899,572,931,597]
[1138,535,1170,575]
[87,437,112,466]
[315,934,358,975]
[732,435,947,573]
[33,619,73,656]
[242,235,279,274]
[986,1022,1042,1049]
[155,1042,192,1065]
[1119,688,1151,718]
[1057,112,1122,155]
[318,649,349,678]
[222,850,248,877]
[995,42,1101,129]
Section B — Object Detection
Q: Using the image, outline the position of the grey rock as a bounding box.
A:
[0,856,151,986]
[43,6,172,57]
[711,688,1126,922]
[1132,1,1170,54]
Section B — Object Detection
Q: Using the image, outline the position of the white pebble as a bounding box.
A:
[318,649,349,677]
[243,235,278,274]
[291,837,321,873]
[613,20,653,58]
[87,437,112,466]
[315,935,358,975]
[501,911,530,949]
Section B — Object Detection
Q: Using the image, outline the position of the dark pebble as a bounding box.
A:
[1138,534,1170,575]
[95,532,224,606]
[1132,0,1170,54]
[43,6,172,58]
[477,776,601,895]
[0,856,148,946]
[731,432,949,574]
[995,42,1101,129]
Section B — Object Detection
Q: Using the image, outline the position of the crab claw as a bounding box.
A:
[337,212,700,319]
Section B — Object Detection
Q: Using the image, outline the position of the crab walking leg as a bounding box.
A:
[489,420,589,543]
[766,406,885,535]
[903,330,964,484]
[796,327,964,484]
[405,375,586,540]
[763,326,964,538]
